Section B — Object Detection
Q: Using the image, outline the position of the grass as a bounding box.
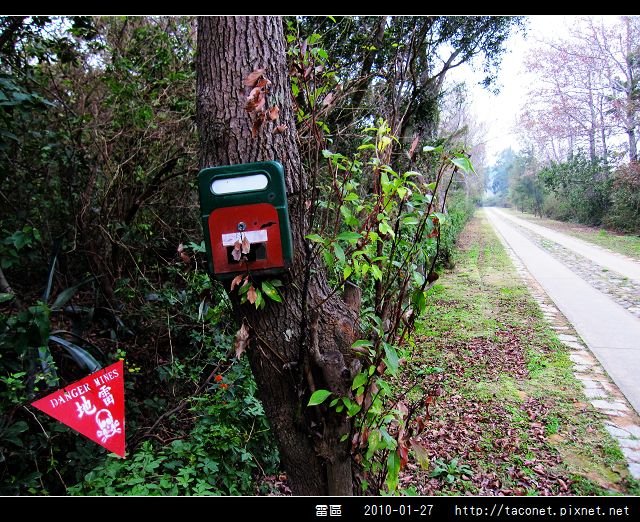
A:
[407,209,634,495]
[505,209,640,260]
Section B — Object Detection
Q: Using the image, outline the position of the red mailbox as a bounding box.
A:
[208,203,285,275]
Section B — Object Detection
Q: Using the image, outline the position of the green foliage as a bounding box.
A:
[437,193,476,268]
[606,162,640,233]
[306,120,474,494]
[538,154,611,226]
[0,16,280,496]
[0,300,108,494]
[68,358,278,496]
[429,457,473,484]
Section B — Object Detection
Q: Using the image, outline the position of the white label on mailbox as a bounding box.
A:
[211,174,268,195]
[221,230,268,246]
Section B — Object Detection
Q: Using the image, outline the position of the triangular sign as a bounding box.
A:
[32,360,126,457]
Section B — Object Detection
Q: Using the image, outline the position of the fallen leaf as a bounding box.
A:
[234,323,250,358]
[241,235,251,255]
[247,285,257,304]
[267,106,280,121]
[244,68,265,87]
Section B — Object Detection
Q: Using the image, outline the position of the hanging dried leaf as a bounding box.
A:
[408,134,419,159]
[234,323,250,358]
[272,124,288,135]
[255,77,271,90]
[241,235,251,255]
[245,86,266,113]
[322,91,335,108]
[180,251,191,265]
[231,240,242,262]
[247,285,258,304]
[398,443,409,469]
[230,274,244,291]
[244,68,265,87]
[252,113,266,138]
[177,243,185,253]
[267,106,280,121]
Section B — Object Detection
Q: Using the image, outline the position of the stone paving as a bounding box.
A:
[491,220,640,480]
[509,223,640,319]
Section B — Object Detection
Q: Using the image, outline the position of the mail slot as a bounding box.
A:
[197,161,293,279]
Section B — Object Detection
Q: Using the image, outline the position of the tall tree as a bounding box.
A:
[296,16,522,150]
[196,16,356,495]
[585,16,640,162]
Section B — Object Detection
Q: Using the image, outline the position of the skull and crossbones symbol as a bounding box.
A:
[95,409,122,443]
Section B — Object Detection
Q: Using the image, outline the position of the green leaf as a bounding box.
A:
[386,451,401,492]
[412,443,431,470]
[50,276,95,310]
[0,293,14,303]
[352,339,373,348]
[308,389,332,406]
[305,233,325,243]
[366,430,382,459]
[49,335,102,373]
[333,242,345,263]
[383,343,399,374]
[322,249,335,269]
[378,221,394,237]
[401,215,419,226]
[343,398,361,417]
[412,271,425,287]
[336,231,361,243]
[450,155,475,174]
[370,265,383,281]
[433,212,446,226]
[352,371,368,390]
[255,289,265,309]
[261,281,283,303]
[423,145,443,154]
[412,289,427,315]
[3,421,28,447]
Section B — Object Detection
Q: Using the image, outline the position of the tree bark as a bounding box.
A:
[196,16,355,496]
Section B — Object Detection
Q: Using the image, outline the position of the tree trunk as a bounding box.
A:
[196,16,355,496]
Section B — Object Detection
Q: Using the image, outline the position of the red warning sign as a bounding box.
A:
[31,360,125,457]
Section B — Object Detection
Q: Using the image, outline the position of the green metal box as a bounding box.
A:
[197,161,293,279]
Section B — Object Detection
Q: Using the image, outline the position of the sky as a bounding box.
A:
[448,15,619,163]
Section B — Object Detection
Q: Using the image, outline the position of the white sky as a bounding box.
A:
[448,15,621,163]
